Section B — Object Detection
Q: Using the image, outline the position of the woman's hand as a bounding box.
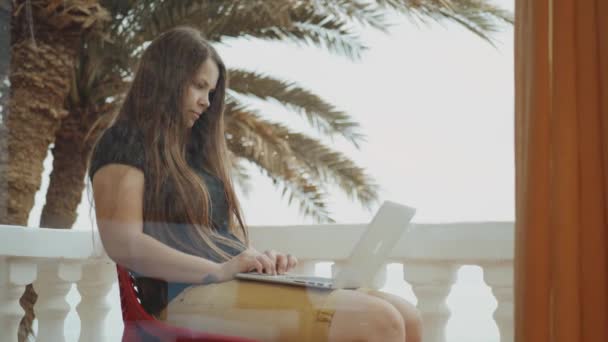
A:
[263,249,298,275]
[217,248,276,282]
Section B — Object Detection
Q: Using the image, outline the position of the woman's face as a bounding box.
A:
[182,58,220,128]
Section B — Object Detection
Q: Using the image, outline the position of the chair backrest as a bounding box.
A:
[116,265,258,342]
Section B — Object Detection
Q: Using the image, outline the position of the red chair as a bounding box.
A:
[116,265,259,342]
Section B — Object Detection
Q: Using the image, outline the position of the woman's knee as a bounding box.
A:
[385,296,422,341]
[329,295,405,342]
[402,303,423,342]
[363,290,423,341]
[369,300,406,341]
[375,292,422,342]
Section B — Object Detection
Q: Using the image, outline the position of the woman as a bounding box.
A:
[89,26,422,342]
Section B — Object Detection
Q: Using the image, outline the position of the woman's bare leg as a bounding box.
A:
[327,289,406,342]
[165,282,410,342]
[365,290,423,342]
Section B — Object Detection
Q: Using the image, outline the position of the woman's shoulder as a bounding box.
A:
[89,122,146,180]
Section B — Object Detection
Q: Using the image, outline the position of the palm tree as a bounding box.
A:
[40,0,512,232]
[0,1,108,341]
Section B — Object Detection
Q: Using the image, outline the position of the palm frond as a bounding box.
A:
[452,0,514,24]
[228,69,365,147]
[280,20,366,60]
[99,0,139,18]
[285,133,379,208]
[118,1,286,44]
[68,35,131,108]
[374,0,513,45]
[225,101,292,172]
[225,100,379,211]
[309,0,391,32]
[272,3,368,59]
[121,0,367,60]
[225,103,334,222]
[228,151,253,196]
[238,156,334,224]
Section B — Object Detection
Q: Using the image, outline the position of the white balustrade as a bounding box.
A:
[331,260,388,289]
[369,264,388,289]
[483,262,514,342]
[33,262,82,342]
[0,258,38,342]
[290,259,318,276]
[0,221,514,342]
[404,261,458,342]
[330,260,347,278]
[76,261,115,342]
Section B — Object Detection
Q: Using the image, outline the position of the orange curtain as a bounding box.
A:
[515,0,608,341]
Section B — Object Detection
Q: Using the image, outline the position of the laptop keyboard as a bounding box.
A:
[245,273,333,285]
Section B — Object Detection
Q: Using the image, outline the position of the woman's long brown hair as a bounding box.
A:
[90,26,248,262]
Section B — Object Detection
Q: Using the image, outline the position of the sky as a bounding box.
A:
[25,1,515,341]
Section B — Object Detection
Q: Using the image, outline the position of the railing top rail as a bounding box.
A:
[0,221,514,262]
[0,224,103,259]
[249,222,514,261]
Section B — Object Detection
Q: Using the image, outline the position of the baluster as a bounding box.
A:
[368,264,388,289]
[331,260,346,278]
[291,259,317,276]
[76,261,115,342]
[332,261,388,289]
[33,262,82,342]
[0,258,38,342]
[482,262,513,342]
[404,261,458,342]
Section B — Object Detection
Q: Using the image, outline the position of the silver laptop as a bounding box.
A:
[235,201,416,290]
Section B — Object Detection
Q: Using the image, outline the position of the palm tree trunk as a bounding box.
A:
[2,10,79,342]
[0,0,10,222]
[39,107,103,229]
[3,21,75,223]
[0,1,9,82]
[8,42,72,342]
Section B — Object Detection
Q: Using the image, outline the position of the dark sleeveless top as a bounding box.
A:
[88,123,243,314]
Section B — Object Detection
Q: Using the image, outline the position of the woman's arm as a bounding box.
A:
[92,164,222,283]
